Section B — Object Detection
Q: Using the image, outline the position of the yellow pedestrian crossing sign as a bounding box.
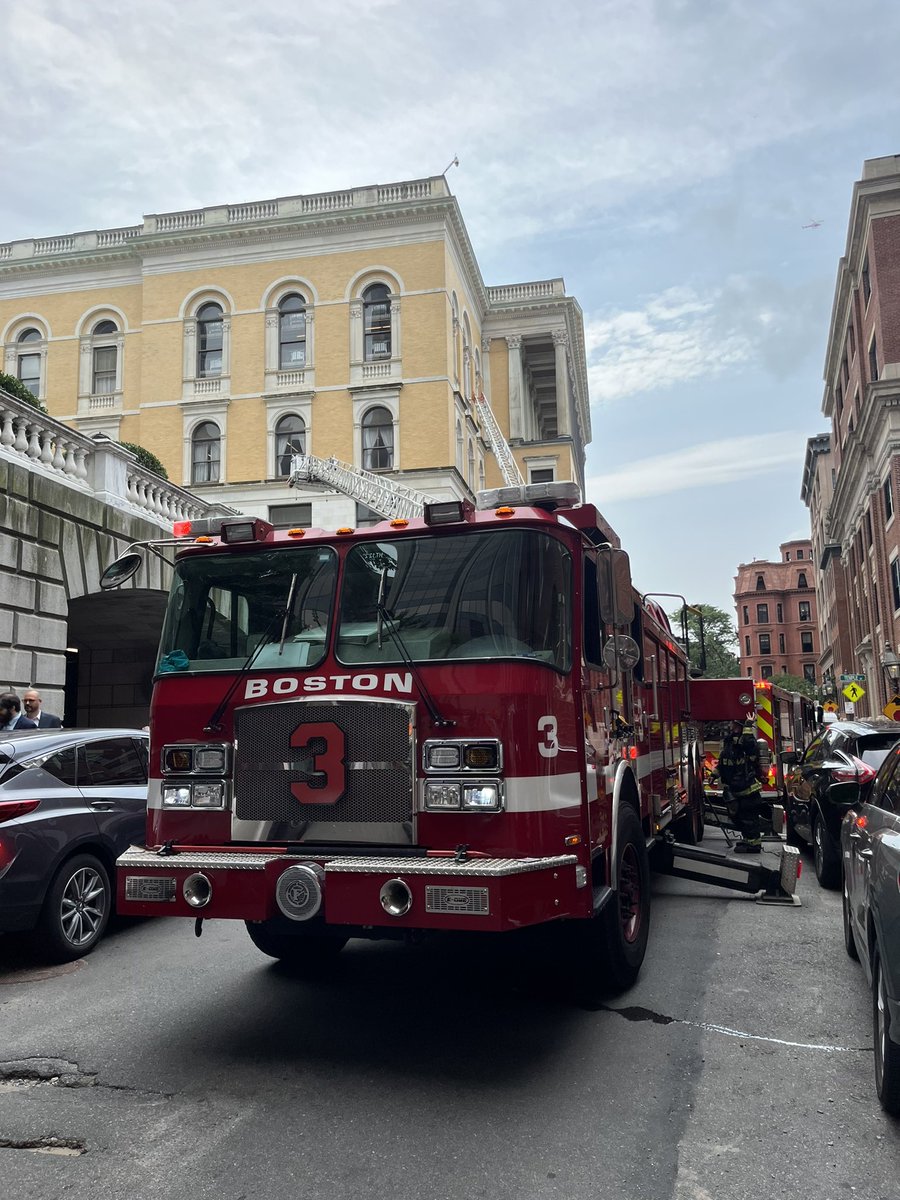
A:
[843,682,865,702]
[883,695,900,721]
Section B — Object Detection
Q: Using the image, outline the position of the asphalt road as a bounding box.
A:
[1,829,897,1200]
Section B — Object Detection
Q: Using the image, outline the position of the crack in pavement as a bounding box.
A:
[602,1005,872,1053]
[0,1058,176,1098]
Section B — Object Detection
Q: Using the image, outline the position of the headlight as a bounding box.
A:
[462,784,500,811]
[163,747,193,772]
[463,743,499,770]
[195,747,227,772]
[424,782,461,810]
[426,745,461,769]
[192,782,225,807]
[162,785,192,807]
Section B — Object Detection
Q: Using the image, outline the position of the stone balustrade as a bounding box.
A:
[487,280,566,304]
[0,387,216,528]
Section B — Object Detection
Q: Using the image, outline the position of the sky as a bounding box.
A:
[2,0,900,621]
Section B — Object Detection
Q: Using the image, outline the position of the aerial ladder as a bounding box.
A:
[289,392,524,518]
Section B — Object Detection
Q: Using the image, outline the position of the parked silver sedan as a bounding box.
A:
[841,742,900,1114]
[0,728,149,962]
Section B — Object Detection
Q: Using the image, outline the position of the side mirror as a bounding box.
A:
[780,750,800,765]
[597,546,634,626]
[99,551,144,590]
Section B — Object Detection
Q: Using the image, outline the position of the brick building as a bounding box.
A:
[804,154,900,716]
[0,176,590,530]
[734,540,819,683]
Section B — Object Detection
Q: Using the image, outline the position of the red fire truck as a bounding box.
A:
[102,481,800,994]
[690,677,816,826]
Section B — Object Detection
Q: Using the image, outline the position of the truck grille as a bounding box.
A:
[233,698,414,843]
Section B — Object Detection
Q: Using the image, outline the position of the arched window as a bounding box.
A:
[363,284,391,361]
[456,419,464,470]
[798,572,808,589]
[362,406,393,471]
[276,414,306,476]
[91,319,118,396]
[197,303,223,377]
[279,294,306,368]
[192,421,221,484]
[467,440,475,488]
[463,315,473,398]
[16,328,42,397]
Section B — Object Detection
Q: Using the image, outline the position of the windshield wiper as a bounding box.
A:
[203,582,298,734]
[375,577,454,729]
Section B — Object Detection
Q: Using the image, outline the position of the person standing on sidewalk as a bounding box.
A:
[718,716,766,853]
[22,689,62,728]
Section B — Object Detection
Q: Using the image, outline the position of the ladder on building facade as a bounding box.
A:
[474,394,525,487]
[289,454,436,520]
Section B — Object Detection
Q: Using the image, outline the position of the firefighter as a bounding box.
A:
[717,716,766,853]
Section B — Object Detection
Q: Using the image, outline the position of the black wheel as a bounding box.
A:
[873,949,900,1115]
[842,874,859,961]
[36,853,111,963]
[812,815,841,889]
[245,920,347,968]
[574,804,650,999]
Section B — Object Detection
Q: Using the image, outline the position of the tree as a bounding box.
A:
[670,603,741,678]
[770,672,817,700]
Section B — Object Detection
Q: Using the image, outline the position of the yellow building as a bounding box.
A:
[0,176,591,526]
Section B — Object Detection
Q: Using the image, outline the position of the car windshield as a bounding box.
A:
[336,528,572,670]
[157,546,338,674]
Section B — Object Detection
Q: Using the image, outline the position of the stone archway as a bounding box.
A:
[66,589,168,728]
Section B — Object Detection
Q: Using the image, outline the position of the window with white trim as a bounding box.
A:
[891,557,900,611]
[197,303,224,377]
[279,294,307,368]
[16,328,42,398]
[349,274,402,386]
[363,285,392,361]
[269,502,311,528]
[191,421,221,484]
[91,320,118,396]
[362,406,394,471]
[275,414,306,477]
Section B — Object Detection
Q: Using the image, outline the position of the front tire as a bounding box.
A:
[245,920,347,969]
[574,804,650,999]
[36,853,111,963]
[873,949,900,1114]
[812,815,841,889]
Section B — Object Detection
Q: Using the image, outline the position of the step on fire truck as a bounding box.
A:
[690,677,816,835]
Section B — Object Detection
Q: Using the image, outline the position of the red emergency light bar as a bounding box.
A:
[173,517,274,544]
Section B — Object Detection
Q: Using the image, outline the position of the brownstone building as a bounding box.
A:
[804,154,900,716]
[734,540,819,683]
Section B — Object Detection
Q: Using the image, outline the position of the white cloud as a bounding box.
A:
[586,431,809,503]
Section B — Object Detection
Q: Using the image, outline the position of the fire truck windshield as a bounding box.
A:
[337,529,571,670]
[156,546,338,674]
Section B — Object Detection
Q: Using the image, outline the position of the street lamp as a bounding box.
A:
[881,643,900,697]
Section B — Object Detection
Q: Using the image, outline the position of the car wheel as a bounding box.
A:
[36,853,111,963]
[812,815,841,889]
[842,873,859,961]
[572,803,650,1000]
[873,949,900,1115]
[245,920,347,968]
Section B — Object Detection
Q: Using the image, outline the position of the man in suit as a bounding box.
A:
[0,693,37,731]
[21,689,63,729]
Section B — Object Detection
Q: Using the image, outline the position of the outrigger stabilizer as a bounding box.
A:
[652,837,802,906]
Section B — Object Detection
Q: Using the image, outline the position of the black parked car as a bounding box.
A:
[841,743,900,1113]
[783,719,900,888]
[0,728,149,962]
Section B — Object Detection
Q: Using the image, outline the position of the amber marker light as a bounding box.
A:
[194,536,214,543]
[390,518,409,528]
[336,527,354,535]
[495,506,515,517]
[565,835,581,846]
[856,815,868,830]
[287,528,305,537]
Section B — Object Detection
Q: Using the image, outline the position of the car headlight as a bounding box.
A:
[163,747,193,773]
[426,745,461,769]
[462,784,500,811]
[162,785,192,807]
[424,782,461,810]
[162,744,229,775]
[192,782,225,807]
[195,747,227,772]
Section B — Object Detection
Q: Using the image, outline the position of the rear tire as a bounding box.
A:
[36,853,111,963]
[842,874,859,960]
[245,920,347,969]
[873,949,900,1115]
[812,815,841,889]
[574,804,650,999]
